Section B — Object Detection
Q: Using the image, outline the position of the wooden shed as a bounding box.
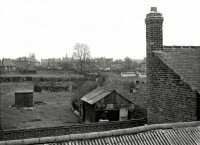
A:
[81,87,135,123]
[15,90,34,107]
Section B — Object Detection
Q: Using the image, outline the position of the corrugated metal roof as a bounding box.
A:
[81,87,112,104]
[44,127,200,145]
[1,121,200,145]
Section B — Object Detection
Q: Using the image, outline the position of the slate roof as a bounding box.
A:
[153,46,200,93]
[81,87,113,105]
[1,121,200,145]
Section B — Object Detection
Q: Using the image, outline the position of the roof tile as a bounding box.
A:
[154,47,200,93]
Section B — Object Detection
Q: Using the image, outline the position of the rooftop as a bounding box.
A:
[0,58,16,67]
[81,87,113,105]
[15,57,39,63]
[1,121,200,145]
[15,90,34,93]
[81,87,133,105]
[154,46,200,93]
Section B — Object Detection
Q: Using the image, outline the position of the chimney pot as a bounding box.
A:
[151,7,157,12]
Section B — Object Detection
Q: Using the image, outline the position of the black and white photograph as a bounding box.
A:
[0,0,200,144]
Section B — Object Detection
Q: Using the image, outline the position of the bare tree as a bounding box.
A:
[72,43,91,72]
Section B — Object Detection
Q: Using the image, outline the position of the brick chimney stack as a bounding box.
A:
[145,7,164,124]
[145,7,163,53]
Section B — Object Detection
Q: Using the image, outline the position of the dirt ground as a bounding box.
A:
[0,82,79,130]
[0,72,147,130]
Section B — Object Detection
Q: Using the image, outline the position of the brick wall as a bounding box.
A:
[145,7,198,124]
[147,54,197,124]
[1,119,146,140]
[145,8,163,114]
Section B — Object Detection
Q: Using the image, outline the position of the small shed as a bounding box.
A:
[121,72,136,77]
[81,87,135,123]
[15,90,34,107]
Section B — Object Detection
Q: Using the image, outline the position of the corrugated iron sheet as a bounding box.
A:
[45,127,200,145]
[81,87,112,104]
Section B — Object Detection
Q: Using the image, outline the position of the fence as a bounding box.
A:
[1,118,146,141]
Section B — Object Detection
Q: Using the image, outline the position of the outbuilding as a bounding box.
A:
[15,90,34,107]
[81,87,135,123]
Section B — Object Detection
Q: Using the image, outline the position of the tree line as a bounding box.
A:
[71,43,145,73]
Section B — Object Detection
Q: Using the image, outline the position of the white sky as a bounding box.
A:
[0,0,200,60]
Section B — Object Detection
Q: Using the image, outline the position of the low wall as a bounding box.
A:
[34,85,70,92]
[0,76,95,82]
[1,119,146,141]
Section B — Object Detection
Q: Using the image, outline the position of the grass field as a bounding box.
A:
[0,82,79,130]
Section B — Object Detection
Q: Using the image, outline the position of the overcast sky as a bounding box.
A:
[0,0,200,60]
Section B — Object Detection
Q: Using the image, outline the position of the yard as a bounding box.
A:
[0,72,147,130]
[0,82,79,130]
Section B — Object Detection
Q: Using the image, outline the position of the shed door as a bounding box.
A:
[119,108,128,121]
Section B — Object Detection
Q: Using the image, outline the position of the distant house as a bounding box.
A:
[121,72,136,77]
[104,58,113,69]
[93,57,113,71]
[41,58,62,69]
[137,72,147,78]
[136,58,146,73]
[30,58,40,67]
[81,87,135,123]
[15,57,37,73]
[41,59,49,67]
[111,61,124,71]
[136,62,146,73]
[61,57,73,70]
[83,59,96,72]
[0,58,16,71]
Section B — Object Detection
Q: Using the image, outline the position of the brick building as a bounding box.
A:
[15,57,37,73]
[146,7,200,124]
[41,58,62,69]
[0,58,16,72]
[111,60,124,71]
